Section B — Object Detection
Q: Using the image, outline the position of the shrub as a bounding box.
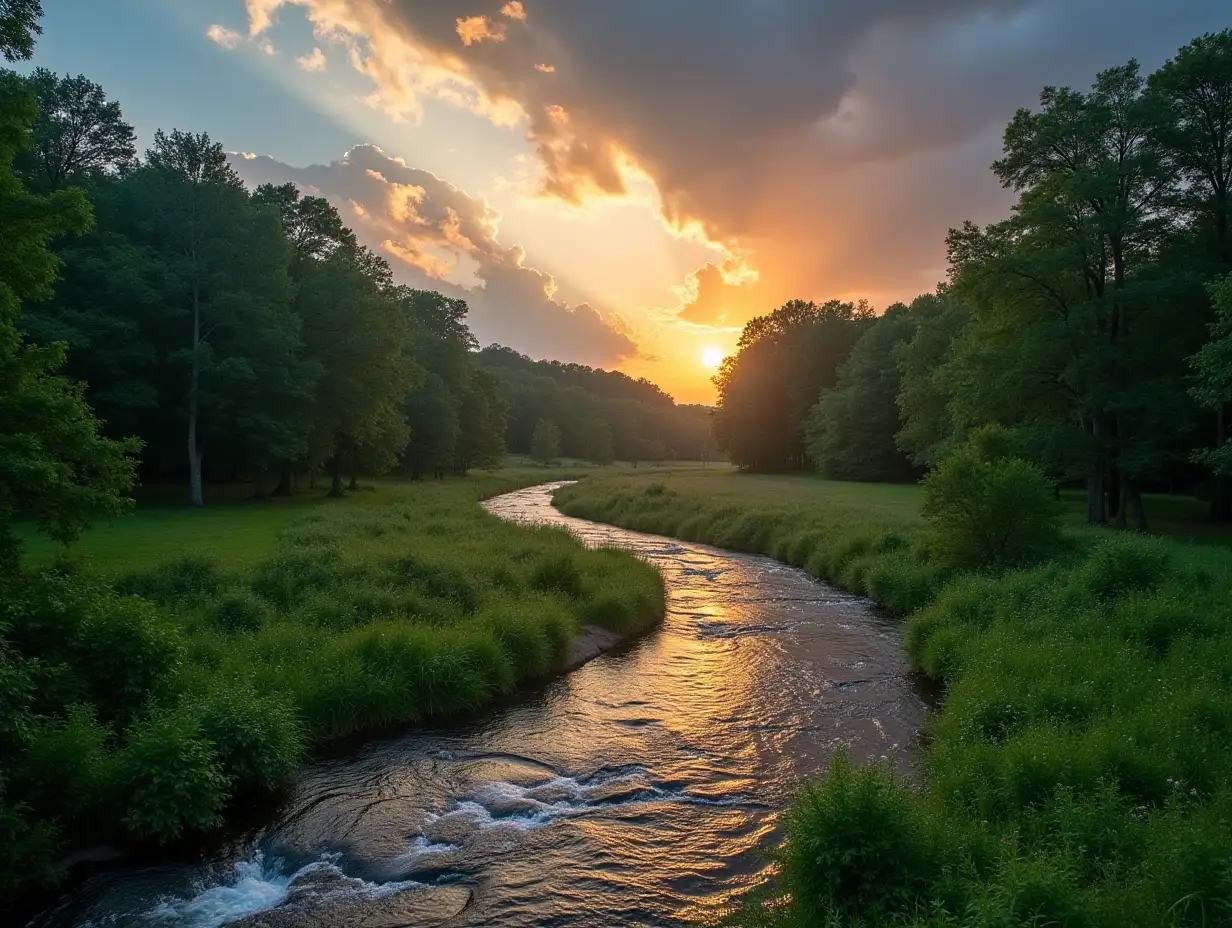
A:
[1076,537,1172,603]
[193,688,304,793]
[116,556,224,605]
[15,707,117,831]
[920,429,1062,571]
[117,711,229,843]
[75,596,182,726]
[0,776,62,903]
[207,590,269,634]
[779,751,939,923]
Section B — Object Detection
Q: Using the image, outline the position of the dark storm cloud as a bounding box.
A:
[248,0,1230,314]
[230,146,641,366]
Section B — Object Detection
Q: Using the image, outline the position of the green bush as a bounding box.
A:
[1076,537,1172,603]
[207,590,269,634]
[117,711,229,843]
[75,597,182,726]
[779,751,940,924]
[193,688,304,793]
[920,430,1062,571]
[116,555,224,605]
[14,707,117,831]
[0,776,62,903]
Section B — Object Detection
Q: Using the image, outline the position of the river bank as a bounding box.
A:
[554,472,1232,927]
[25,482,925,928]
[3,473,666,910]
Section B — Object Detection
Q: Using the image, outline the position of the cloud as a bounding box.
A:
[534,63,554,73]
[229,145,640,366]
[243,0,1232,314]
[456,15,506,46]
[256,37,277,55]
[501,2,527,21]
[297,46,327,71]
[676,263,755,326]
[206,24,242,49]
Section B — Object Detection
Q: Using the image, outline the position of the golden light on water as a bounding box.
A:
[701,347,724,370]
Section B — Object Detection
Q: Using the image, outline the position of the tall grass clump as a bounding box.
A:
[1,472,665,903]
[556,469,1232,926]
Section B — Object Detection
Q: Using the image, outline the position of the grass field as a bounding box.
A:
[2,467,667,899]
[555,470,1232,927]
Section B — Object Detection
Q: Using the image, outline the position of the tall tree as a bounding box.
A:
[976,61,1178,526]
[1150,30,1232,518]
[713,298,871,471]
[530,418,561,465]
[806,303,917,482]
[14,69,136,189]
[894,291,972,467]
[0,70,137,571]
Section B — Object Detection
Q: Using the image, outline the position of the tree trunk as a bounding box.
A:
[1108,465,1123,526]
[272,463,291,497]
[1116,469,1130,531]
[187,281,204,508]
[329,454,344,498]
[1086,468,1105,525]
[254,464,268,500]
[348,454,359,492]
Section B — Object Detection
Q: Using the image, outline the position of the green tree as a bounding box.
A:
[14,68,136,189]
[454,366,507,473]
[141,130,246,506]
[581,419,614,465]
[952,61,1182,528]
[1150,31,1232,519]
[0,0,41,62]
[713,298,872,471]
[530,418,561,465]
[402,372,458,479]
[894,291,972,467]
[1191,274,1232,477]
[0,72,137,571]
[806,303,917,481]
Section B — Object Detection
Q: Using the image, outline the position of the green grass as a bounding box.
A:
[1,469,666,900]
[557,471,1232,927]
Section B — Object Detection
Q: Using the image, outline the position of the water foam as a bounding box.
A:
[143,851,419,927]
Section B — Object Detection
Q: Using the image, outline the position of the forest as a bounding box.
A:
[713,33,1232,532]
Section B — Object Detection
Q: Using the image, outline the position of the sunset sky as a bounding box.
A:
[28,0,1229,403]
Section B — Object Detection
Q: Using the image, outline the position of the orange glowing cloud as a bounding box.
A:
[500,1,527,21]
[456,15,506,47]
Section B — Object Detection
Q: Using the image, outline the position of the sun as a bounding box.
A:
[701,346,725,370]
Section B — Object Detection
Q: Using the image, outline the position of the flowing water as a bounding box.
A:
[27,482,928,928]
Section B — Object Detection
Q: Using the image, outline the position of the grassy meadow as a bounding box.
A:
[555,471,1232,927]
[2,470,665,898]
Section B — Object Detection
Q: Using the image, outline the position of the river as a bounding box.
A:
[28,482,927,928]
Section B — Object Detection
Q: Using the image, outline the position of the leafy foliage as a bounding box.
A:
[920,427,1064,570]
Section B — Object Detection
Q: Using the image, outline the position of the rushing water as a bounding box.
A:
[27,482,927,928]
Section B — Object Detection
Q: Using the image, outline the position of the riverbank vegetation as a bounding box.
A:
[3,474,664,900]
[556,458,1232,926]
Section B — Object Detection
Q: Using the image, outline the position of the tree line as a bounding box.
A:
[479,345,716,465]
[713,30,1232,529]
[0,49,716,540]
